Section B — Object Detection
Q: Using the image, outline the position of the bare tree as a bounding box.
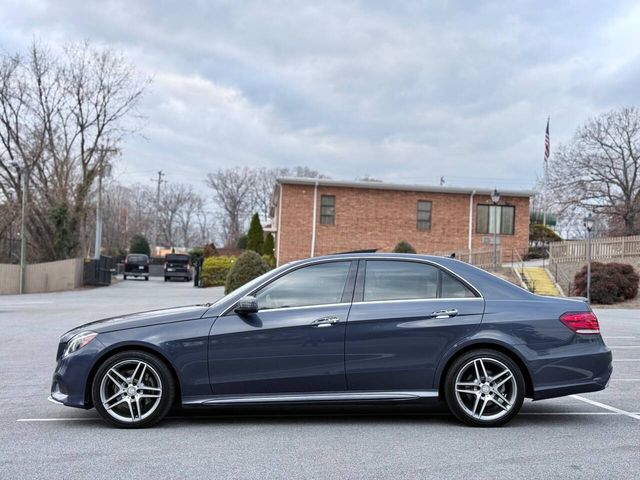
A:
[251,166,326,223]
[548,107,640,235]
[205,167,255,246]
[0,40,149,261]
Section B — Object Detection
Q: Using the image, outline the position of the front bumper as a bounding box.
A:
[50,337,106,409]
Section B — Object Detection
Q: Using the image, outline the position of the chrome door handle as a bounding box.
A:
[430,308,458,319]
[312,316,340,327]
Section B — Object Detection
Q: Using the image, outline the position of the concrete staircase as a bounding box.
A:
[521,267,560,296]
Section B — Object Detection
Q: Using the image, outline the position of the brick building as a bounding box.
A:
[270,177,533,266]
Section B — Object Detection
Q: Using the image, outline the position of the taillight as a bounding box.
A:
[560,311,600,334]
[124,259,128,265]
[164,262,167,270]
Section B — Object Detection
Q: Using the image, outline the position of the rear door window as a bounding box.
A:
[440,271,476,298]
[363,260,477,301]
[364,261,439,301]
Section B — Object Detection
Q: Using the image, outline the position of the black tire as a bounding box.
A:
[444,349,524,427]
[144,276,149,281]
[92,350,176,429]
[123,275,127,280]
[164,277,168,282]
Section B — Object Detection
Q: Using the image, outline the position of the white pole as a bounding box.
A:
[94,167,103,260]
[19,169,28,294]
[310,181,319,257]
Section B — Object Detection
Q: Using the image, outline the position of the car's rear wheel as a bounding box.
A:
[444,349,524,427]
[92,351,175,428]
[145,276,149,281]
[123,274,127,280]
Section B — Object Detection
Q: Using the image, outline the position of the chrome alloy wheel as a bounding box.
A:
[99,359,163,423]
[454,357,517,421]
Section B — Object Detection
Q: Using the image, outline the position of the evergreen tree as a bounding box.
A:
[263,232,275,257]
[246,213,264,253]
[129,234,151,256]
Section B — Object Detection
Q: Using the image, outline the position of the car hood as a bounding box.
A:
[61,305,210,340]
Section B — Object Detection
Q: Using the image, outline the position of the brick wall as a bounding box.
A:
[276,183,530,265]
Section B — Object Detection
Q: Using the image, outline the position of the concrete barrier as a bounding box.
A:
[0,258,84,295]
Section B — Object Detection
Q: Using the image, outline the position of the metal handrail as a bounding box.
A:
[549,259,573,296]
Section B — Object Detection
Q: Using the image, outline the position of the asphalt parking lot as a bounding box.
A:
[1,277,639,479]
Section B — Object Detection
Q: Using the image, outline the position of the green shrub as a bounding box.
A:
[129,234,151,256]
[263,232,275,257]
[262,254,276,269]
[200,256,236,287]
[392,240,416,254]
[574,262,639,304]
[225,250,270,294]
[247,213,264,253]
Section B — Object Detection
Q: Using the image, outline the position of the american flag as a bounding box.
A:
[544,117,550,165]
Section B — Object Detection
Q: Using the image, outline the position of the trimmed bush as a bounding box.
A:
[574,262,639,304]
[200,256,236,287]
[393,240,416,254]
[225,250,270,294]
[129,234,151,256]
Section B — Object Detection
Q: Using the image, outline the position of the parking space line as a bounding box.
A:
[613,359,638,362]
[17,418,99,422]
[609,346,640,349]
[604,336,637,339]
[571,395,640,420]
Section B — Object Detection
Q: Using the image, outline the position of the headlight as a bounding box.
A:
[63,331,97,358]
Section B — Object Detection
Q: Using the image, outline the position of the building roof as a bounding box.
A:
[276,177,536,198]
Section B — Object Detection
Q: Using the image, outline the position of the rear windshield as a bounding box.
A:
[166,254,189,263]
[127,255,148,263]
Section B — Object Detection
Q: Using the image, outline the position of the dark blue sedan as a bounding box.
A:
[50,254,612,428]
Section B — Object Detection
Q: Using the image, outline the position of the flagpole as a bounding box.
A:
[542,116,550,227]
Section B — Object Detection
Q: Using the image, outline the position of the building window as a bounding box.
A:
[320,195,335,225]
[476,204,515,235]
[417,200,432,231]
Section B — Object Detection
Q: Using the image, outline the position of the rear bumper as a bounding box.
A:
[164,270,191,278]
[531,347,613,400]
[124,271,149,277]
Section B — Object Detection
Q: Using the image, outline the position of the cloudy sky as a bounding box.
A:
[2,0,640,191]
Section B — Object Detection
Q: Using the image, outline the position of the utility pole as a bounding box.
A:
[93,147,116,260]
[152,170,165,257]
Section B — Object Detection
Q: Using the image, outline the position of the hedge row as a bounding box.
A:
[200,256,236,287]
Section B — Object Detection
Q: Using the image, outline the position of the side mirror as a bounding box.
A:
[235,295,258,315]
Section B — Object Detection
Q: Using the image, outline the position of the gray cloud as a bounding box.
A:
[1,0,639,191]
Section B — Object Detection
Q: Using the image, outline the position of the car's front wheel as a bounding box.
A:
[444,349,524,427]
[92,351,175,428]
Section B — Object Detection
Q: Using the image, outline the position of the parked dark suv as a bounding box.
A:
[123,254,149,281]
[164,253,192,282]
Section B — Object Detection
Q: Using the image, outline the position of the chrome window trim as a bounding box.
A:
[255,302,350,314]
[221,255,483,316]
[352,297,483,306]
